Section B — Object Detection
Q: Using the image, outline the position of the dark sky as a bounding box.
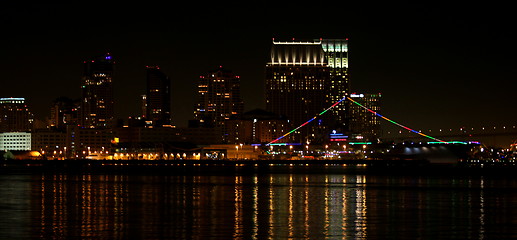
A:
[1,3,516,132]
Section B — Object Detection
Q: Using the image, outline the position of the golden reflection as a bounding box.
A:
[304,176,309,238]
[355,175,368,238]
[479,177,485,240]
[34,174,129,238]
[233,176,243,239]
[324,175,330,238]
[18,169,516,239]
[288,174,294,239]
[342,176,348,239]
[252,175,258,240]
[30,173,373,239]
[268,174,275,239]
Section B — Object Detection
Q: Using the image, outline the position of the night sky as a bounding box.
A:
[1,3,516,132]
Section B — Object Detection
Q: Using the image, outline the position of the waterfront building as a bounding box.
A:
[115,125,222,146]
[31,128,67,155]
[265,39,330,143]
[194,66,244,140]
[145,66,171,126]
[226,109,291,144]
[30,126,113,159]
[80,53,115,129]
[0,97,34,132]
[349,93,382,141]
[113,126,221,159]
[0,132,32,151]
[66,125,114,158]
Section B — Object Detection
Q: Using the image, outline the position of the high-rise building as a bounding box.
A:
[349,93,382,141]
[49,97,79,129]
[145,66,171,126]
[265,39,330,143]
[80,53,115,129]
[321,39,350,130]
[194,66,244,130]
[0,97,34,132]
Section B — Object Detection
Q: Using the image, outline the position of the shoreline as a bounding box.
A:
[2,159,517,176]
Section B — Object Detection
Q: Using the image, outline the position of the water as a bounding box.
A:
[1,166,517,239]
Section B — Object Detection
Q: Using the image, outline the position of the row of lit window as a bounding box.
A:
[0,140,31,143]
[0,101,25,104]
[0,145,31,150]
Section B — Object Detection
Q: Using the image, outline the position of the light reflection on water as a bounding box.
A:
[1,171,517,239]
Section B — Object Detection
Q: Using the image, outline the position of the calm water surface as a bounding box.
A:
[1,166,517,239]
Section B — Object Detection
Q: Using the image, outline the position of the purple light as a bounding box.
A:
[105,56,111,60]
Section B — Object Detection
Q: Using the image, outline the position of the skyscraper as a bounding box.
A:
[194,66,244,133]
[145,66,171,126]
[0,97,34,132]
[80,53,115,129]
[321,39,350,130]
[265,39,330,143]
[349,93,382,141]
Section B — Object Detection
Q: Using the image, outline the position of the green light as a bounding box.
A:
[428,141,468,145]
[347,97,446,143]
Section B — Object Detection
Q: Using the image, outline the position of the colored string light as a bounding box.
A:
[268,96,347,145]
[346,97,446,143]
[268,94,448,146]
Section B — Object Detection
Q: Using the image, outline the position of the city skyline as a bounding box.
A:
[1,3,516,133]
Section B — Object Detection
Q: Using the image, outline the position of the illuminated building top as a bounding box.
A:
[268,40,327,66]
[0,97,25,103]
[0,97,33,132]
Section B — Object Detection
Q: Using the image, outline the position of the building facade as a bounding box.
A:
[321,39,350,130]
[145,66,171,126]
[0,97,34,132]
[226,109,291,144]
[349,93,382,141]
[31,129,67,155]
[194,66,244,138]
[80,53,115,129]
[0,132,31,151]
[265,39,331,143]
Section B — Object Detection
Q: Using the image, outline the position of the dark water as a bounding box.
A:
[1,167,517,239]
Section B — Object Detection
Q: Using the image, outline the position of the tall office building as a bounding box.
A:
[321,39,350,130]
[265,39,330,142]
[145,66,171,126]
[194,66,244,130]
[349,93,382,141]
[80,53,115,129]
[0,97,34,132]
